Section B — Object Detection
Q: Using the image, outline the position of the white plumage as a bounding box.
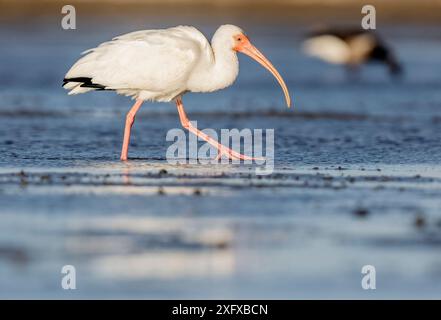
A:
[64,25,241,102]
[302,34,376,65]
[302,35,352,65]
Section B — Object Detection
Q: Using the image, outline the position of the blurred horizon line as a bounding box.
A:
[1,0,441,23]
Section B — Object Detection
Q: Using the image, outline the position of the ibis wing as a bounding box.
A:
[65,28,204,93]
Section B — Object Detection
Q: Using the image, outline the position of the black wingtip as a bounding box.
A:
[62,77,107,90]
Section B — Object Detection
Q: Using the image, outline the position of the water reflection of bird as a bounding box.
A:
[63,25,290,161]
[302,28,402,77]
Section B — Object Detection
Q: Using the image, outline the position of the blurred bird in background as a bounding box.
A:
[302,27,403,77]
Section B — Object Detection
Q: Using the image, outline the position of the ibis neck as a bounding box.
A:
[187,40,239,93]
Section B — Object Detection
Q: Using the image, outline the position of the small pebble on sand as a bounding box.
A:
[414,215,426,229]
[353,207,369,218]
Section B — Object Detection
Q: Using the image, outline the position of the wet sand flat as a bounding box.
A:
[1,163,441,298]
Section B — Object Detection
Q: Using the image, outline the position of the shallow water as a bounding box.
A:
[0,15,441,298]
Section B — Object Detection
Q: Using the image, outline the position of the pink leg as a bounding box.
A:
[175,97,256,161]
[120,99,143,161]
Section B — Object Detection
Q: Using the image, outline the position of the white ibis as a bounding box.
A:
[63,25,291,161]
[302,28,402,76]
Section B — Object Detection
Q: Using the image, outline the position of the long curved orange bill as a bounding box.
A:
[235,36,291,108]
